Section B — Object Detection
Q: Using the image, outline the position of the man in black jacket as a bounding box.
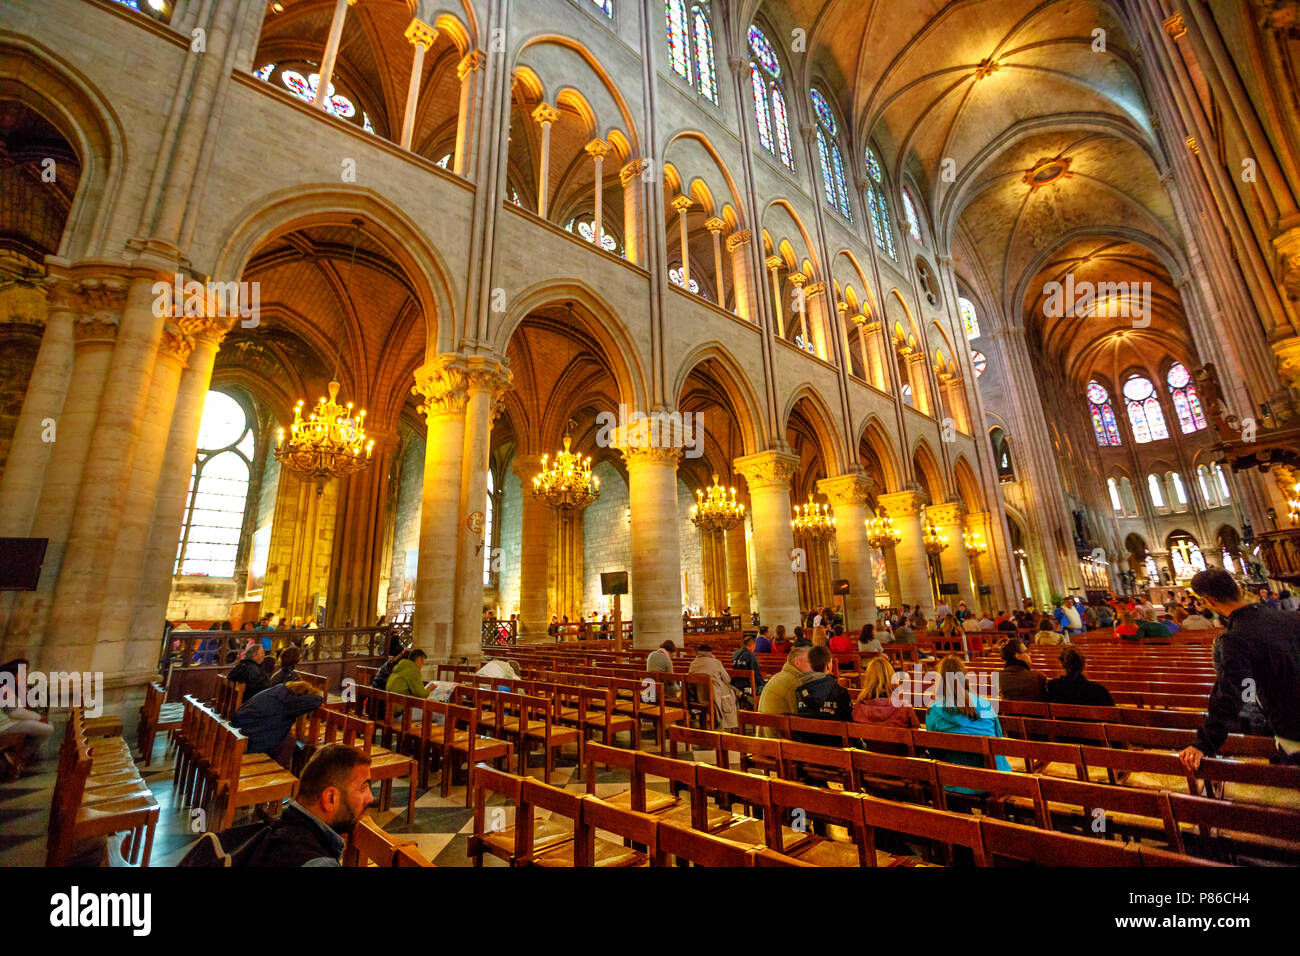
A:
[1181,569,1300,769]
[794,645,852,745]
[233,680,323,767]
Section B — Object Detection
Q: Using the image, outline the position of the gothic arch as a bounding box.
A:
[671,343,766,457]
[782,385,847,477]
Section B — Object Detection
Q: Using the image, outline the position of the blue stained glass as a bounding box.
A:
[971,350,986,377]
[693,8,717,103]
[865,147,883,184]
[876,186,896,258]
[254,63,276,81]
[1128,401,1152,444]
[831,144,852,221]
[667,0,690,79]
[591,0,613,16]
[960,298,980,339]
[811,89,836,134]
[816,128,836,207]
[1187,389,1206,429]
[669,267,701,295]
[1172,389,1194,433]
[771,86,794,170]
[1091,407,1107,445]
[749,25,780,76]
[1145,397,1169,440]
[751,65,773,153]
[868,189,884,250]
[1101,403,1121,445]
[110,0,141,8]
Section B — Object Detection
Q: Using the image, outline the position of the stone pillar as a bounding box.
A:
[804,281,831,360]
[837,301,856,375]
[672,194,693,287]
[766,256,786,338]
[532,103,560,219]
[728,230,757,322]
[45,269,171,676]
[615,421,683,649]
[705,217,726,306]
[940,373,971,433]
[325,430,398,629]
[312,0,357,109]
[620,159,649,266]
[863,319,887,391]
[551,509,584,623]
[400,18,437,150]
[906,351,933,416]
[124,316,231,676]
[964,511,997,614]
[452,359,511,660]
[511,454,550,641]
[584,139,611,249]
[929,501,976,611]
[726,519,750,618]
[411,356,469,659]
[699,529,728,615]
[453,50,485,175]
[0,276,71,538]
[818,473,877,632]
[877,490,933,619]
[734,450,801,631]
[788,272,808,349]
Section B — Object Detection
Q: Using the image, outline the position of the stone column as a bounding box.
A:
[734,450,801,630]
[452,359,511,660]
[877,490,933,619]
[837,302,856,375]
[929,501,976,611]
[906,351,933,416]
[46,268,171,676]
[511,454,550,641]
[411,356,469,659]
[453,50,485,175]
[705,217,726,306]
[940,373,971,433]
[124,315,231,675]
[312,0,357,109]
[92,322,193,675]
[804,281,831,360]
[788,272,809,349]
[818,473,877,632]
[584,139,611,249]
[615,420,683,649]
[766,256,787,338]
[620,159,649,266]
[862,319,887,391]
[726,519,750,618]
[671,194,693,287]
[728,230,757,322]
[699,528,728,615]
[0,277,70,538]
[964,511,997,614]
[532,103,560,218]
[325,430,398,628]
[400,18,437,150]
[552,508,584,623]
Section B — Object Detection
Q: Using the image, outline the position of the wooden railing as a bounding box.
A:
[551,621,634,642]
[482,619,518,646]
[683,615,741,634]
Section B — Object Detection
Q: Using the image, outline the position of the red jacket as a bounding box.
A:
[828,635,854,654]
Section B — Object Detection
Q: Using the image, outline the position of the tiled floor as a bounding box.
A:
[0,729,706,868]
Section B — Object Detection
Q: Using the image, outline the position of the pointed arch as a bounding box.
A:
[782,385,847,477]
[857,414,901,494]
[910,438,943,504]
[952,455,984,513]
[671,342,766,456]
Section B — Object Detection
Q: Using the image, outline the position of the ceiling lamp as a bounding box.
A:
[691,474,745,533]
[792,498,836,541]
[964,530,987,560]
[275,219,374,491]
[533,425,598,511]
[923,519,950,556]
[866,511,902,551]
[1023,156,1072,190]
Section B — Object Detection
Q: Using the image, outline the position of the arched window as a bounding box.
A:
[1147,473,1166,509]
[254,62,375,134]
[109,0,170,21]
[592,0,613,16]
[748,26,794,171]
[667,0,691,79]
[958,297,980,339]
[175,391,253,578]
[1086,380,1122,446]
[811,89,852,221]
[565,216,621,255]
[483,470,495,586]
[864,147,896,259]
[970,351,986,377]
[1123,375,1168,443]
[691,5,718,103]
[1166,362,1207,433]
[1108,478,1123,513]
[901,383,913,407]
[1215,463,1231,501]
[1168,471,1188,508]
[1196,465,1218,507]
[1119,477,1138,515]
[1144,554,1160,583]
[902,190,922,243]
[669,265,703,296]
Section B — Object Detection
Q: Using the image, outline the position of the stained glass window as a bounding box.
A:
[1215,463,1230,500]
[902,383,913,407]
[255,63,373,132]
[435,154,451,169]
[865,147,882,183]
[903,190,922,242]
[816,129,836,208]
[971,350,986,377]
[771,87,794,170]
[1166,362,1206,433]
[959,297,980,339]
[669,266,702,295]
[831,146,852,221]
[863,147,895,257]
[810,89,836,134]
[692,7,717,104]
[748,25,780,75]
[253,63,276,82]
[591,0,613,16]
[1197,465,1215,506]
[175,391,253,578]
[1123,376,1168,443]
[812,90,851,220]
[574,219,619,253]
[1145,555,1159,582]
[750,65,773,152]
[794,335,815,354]
[667,0,690,79]
[1087,380,1122,446]
[1170,470,1187,505]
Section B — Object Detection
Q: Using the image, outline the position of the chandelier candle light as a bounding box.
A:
[690,474,746,532]
[963,530,987,560]
[923,520,950,555]
[791,498,836,540]
[533,433,599,511]
[865,510,902,550]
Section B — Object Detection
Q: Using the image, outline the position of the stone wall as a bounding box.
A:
[677,476,704,613]
[384,430,425,620]
[582,459,632,618]
[496,466,522,617]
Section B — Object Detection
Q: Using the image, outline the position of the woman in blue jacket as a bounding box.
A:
[925,655,1011,791]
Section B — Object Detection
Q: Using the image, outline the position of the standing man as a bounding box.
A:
[1180,569,1300,769]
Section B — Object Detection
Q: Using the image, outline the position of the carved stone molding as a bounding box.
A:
[876,489,927,517]
[733,449,800,490]
[620,443,682,467]
[457,49,485,80]
[179,313,237,345]
[926,501,967,526]
[725,230,752,253]
[619,158,649,187]
[73,315,120,345]
[817,472,875,506]
[412,354,472,419]
[158,324,195,365]
[76,276,129,320]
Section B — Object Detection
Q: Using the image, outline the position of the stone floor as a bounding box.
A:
[0,729,708,867]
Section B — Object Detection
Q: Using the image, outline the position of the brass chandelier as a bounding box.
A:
[923,519,950,556]
[963,530,987,560]
[275,219,374,490]
[791,498,836,541]
[690,474,745,533]
[533,425,599,511]
[865,510,902,550]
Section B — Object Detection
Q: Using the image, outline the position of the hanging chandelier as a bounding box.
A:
[533,428,599,511]
[923,519,950,556]
[791,498,836,541]
[691,474,745,533]
[865,510,902,550]
[963,530,987,560]
[275,219,374,490]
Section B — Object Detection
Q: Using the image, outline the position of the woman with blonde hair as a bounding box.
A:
[811,625,828,647]
[852,656,919,730]
[924,655,1011,782]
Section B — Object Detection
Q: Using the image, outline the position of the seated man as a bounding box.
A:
[756,646,812,738]
[232,680,324,768]
[1135,611,1172,641]
[753,626,773,654]
[794,645,853,746]
[385,648,428,697]
[1046,647,1114,706]
[996,639,1048,701]
[0,663,53,780]
[1180,610,1215,630]
[730,635,765,702]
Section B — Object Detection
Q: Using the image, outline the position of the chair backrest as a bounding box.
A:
[787,714,850,746]
[749,846,818,866]
[738,710,788,738]
[655,820,754,866]
[979,817,1132,866]
[767,778,870,866]
[714,731,782,776]
[345,816,398,867]
[987,737,1086,779]
[1023,716,1111,747]
[859,794,987,866]
[849,749,941,801]
[934,763,1048,825]
[695,764,773,836]
[847,721,915,756]
[584,741,640,799]
[913,728,993,767]
[778,738,853,784]
[1047,702,1121,723]
[666,725,722,764]
[1078,744,1197,792]
[579,797,659,862]
[1164,791,1300,860]
[1196,755,1300,794]
[1034,775,1177,843]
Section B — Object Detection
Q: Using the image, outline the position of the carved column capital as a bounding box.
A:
[671,194,693,213]
[457,49,485,80]
[765,255,784,272]
[733,449,801,490]
[926,501,967,527]
[158,324,195,365]
[620,158,649,186]
[704,216,727,234]
[817,472,876,506]
[584,138,612,161]
[876,489,928,517]
[412,354,472,419]
[726,230,752,253]
[531,102,560,127]
[404,17,438,49]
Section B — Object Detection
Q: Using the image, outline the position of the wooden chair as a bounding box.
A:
[1077,744,1197,793]
[653,819,755,866]
[667,725,723,766]
[136,681,183,766]
[849,749,941,808]
[978,816,1134,866]
[987,737,1087,780]
[1034,775,1178,846]
[496,691,579,784]
[738,710,788,739]
[859,794,987,866]
[343,815,398,866]
[1164,791,1300,864]
[636,751,717,829]
[778,738,854,789]
[913,728,994,769]
[209,722,301,831]
[321,709,416,824]
[695,764,804,851]
[442,702,513,804]
[576,686,638,753]
[618,676,685,752]
[578,797,659,864]
[715,730,782,778]
[467,766,575,867]
[849,721,916,756]
[767,778,872,867]
[934,763,1050,828]
[585,742,678,815]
